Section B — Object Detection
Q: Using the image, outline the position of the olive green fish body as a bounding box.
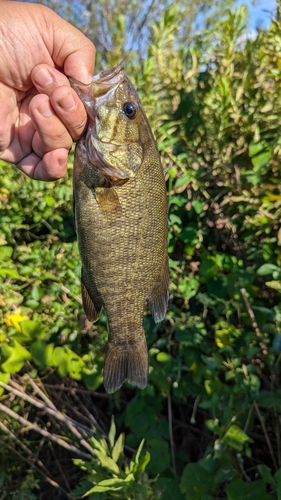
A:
[73,63,169,393]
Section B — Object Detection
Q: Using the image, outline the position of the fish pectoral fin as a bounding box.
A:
[82,277,102,322]
[147,256,169,323]
[103,337,148,394]
[94,187,122,218]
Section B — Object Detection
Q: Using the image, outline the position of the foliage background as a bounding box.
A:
[1,1,281,499]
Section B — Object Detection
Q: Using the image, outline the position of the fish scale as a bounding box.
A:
[72,62,169,393]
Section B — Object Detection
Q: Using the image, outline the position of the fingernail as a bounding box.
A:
[38,100,53,118]
[59,91,77,111]
[34,67,53,87]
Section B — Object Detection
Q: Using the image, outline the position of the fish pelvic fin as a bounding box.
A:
[147,255,169,323]
[103,337,148,394]
[82,274,102,322]
[94,187,122,219]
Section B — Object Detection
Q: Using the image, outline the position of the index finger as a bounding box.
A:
[49,14,96,84]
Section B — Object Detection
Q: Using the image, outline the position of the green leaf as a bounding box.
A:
[40,272,61,282]
[30,340,54,368]
[273,334,281,352]
[146,439,170,475]
[65,348,84,381]
[155,477,185,500]
[31,284,44,302]
[0,372,10,396]
[249,140,269,157]
[20,320,47,340]
[192,200,204,214]
[226,479,271,500]
[0,246,13,261]
[257,264,280,276]
[134,438,145,466]
[52,347,68,376]
[257,465,276,486]
[1,340,31,373]
[82,369,103,391]
[83,475,133,496]
[136,451,150,474]
[108,415,116,450]
[251,149,272,169]
[112,433,125,463]
[266,280,281,292]
[156,352,172,363]
[222,425,251,451]
[0,268,19,278]
[180,463,215,500]
[94,449,120,475]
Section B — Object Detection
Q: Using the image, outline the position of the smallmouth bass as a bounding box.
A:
[72,62,169,393]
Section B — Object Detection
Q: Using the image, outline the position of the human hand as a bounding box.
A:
[0,1,95,180]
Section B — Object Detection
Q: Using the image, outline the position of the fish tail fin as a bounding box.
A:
[103,336,148,394]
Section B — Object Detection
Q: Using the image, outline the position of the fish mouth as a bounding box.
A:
[91,62,125,98]
[93,61,125,84]
[69,62,125,98]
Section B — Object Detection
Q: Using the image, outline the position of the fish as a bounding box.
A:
[71,62,169,394]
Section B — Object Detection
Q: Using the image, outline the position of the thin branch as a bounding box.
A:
[254,401,278,471]
[167,393,176,476]
[19,377,101,439]
[0,381,95,457]
[25,376,57,410]
[43,383,109,398]
[0,439,76,500]
[0,421,32,456]
[240,288,268,355]
[236,453,251,482]
[190,395,200,425]
[0,402,91,460]
[243,403,254,435]
[59,284,82,304]
[48,440,71,493]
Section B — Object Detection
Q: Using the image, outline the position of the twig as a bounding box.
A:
[243,403,254,435]
[254,401,278,471]
[73,389,108,435]
[48,441,71,493]
[190,395,200,425]
[0,402,91,460]
[0,438,76,500]
[59,284,82,304]
[277,416,281,468]
[0,381,95,457]
[236,452,251,482]
[167,394,176,475]
[0,422,51,479]
[20,378,100,440]
[240,288,268,355]
[43,383,109,398]
[25,376,57,410]
[0,421,32,456]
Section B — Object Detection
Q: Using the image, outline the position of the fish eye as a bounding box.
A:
[123,101,137,119]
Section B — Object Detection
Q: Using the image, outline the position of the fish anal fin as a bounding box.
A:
[82,277,102,322]
[103,337,148,394]
[95,187,122,219]
[147,256,169,323]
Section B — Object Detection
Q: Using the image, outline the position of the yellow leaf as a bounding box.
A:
[215,330,231,348]
[5,313,29,332]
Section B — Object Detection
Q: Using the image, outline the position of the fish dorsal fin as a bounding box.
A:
[94,187,122,220]
[147,255,169,323]
[82,276,102,322]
